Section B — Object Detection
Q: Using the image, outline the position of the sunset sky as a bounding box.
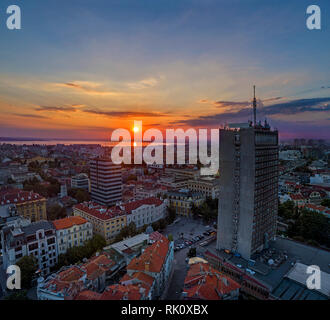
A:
[0,0,330,140]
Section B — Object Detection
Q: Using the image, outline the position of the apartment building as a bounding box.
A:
[52,216,93,255]
[126,234,174,298]
[1,220,58,275]
[187,177,220,199]
[71,173,90,191]
[167,189,205,217]
[0,189,47,222]
[122,197,167,229]
[90,157,122,206]
[73,202,126,243]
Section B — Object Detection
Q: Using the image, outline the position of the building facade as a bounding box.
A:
[0,189,47,222]
[52,216,93,255]
[187,177,220,199]
[90,157,122,206]
[73,202,126,243]
[126,234,174,299]
[1,220,58,274]
[123,198,167,229]
[167,189,205,217]
[217,124,279,259]
[71,173,90,191]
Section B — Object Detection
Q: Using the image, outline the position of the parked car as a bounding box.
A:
[245,268,256,275]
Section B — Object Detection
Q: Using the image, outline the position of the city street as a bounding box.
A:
[163,217,216,299]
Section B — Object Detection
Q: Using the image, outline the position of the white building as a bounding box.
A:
[71,173,90,191]
[1,220,58,275]
[279,150,302,161]
[52,216,93,255]
[122,198,167,229]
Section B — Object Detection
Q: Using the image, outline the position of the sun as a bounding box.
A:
[133,142,137,147]
[133,126,139,133]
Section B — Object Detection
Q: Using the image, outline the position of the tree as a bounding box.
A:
[191,203,199,220]
[166,205,176,224]
[278,200,297,220]
[287,209,330,247]
[16,255,38,289]
[321,199,330,207]
[47,204,66,221]
[56,235,106,269]
[69,188,90,203]
[187,247,197,258]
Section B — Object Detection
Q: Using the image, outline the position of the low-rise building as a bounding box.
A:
[303,203,330,219]
[37,252,116,300]
[52,216,93,255]
[182,262,240,300]
[127,234,174,298]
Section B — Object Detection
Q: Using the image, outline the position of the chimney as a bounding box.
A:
[145,261,150,272]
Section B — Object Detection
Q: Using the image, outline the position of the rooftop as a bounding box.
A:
[183,262,240,300]
[127,234,170,273]
[52,216,88,230]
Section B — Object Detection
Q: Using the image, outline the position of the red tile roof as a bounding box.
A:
[74,202,125,220]
[121,271,154,288]
[122,197,163,214]
[290,193,305,201]
[82,254,115,281]
[100,284,145,300]
[74,290,101,300]
[0,189,45,205]
[127,234,169,273]
[183,263,240,300]
[52,216,88,230]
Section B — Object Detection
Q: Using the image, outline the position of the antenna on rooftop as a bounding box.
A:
[253,85,257,126]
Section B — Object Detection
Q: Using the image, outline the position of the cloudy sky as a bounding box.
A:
[0,0,329,140]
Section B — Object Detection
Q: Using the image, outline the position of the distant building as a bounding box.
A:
[52,216,93,255]
[167,189,205,217]
[90,157,122,206]
[59,184,67,198]
[279,150,301,161]
[186,177,220,199]
[71,173,90,191]
[182,262,240,300]
[1,220,57,274]
[0,189,47,222]
[217,122,279,259]
[164,167,200,180]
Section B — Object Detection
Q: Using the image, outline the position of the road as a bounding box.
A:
[163,217,216,300]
